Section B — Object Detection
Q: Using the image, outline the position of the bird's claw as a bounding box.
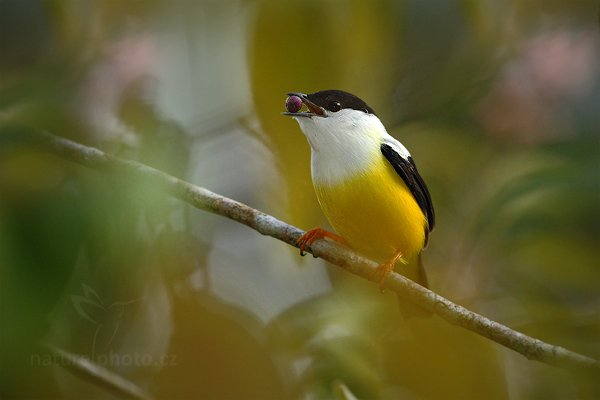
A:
[371,251,406,293]
[296,228,347,258]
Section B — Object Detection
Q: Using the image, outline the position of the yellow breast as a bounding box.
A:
[313,153,427,263]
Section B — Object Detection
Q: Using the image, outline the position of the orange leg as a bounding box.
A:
[296,228,348,256]
[371,250,408,293]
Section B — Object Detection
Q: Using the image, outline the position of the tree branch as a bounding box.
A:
[43,343,153,400]
[9,130,599,372]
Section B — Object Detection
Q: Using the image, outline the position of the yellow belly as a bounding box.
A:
[313,155,427,264]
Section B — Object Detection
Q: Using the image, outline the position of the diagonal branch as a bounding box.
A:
[43,343,153,400]
[6,129,598,372]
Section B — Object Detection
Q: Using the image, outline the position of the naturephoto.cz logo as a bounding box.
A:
[31,350,177,368]
[31,283,176,368]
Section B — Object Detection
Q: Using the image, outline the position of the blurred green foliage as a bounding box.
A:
[1,0,599,399]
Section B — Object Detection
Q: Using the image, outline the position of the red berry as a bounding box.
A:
[286,95,303,113]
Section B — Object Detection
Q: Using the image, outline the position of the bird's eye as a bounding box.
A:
[329,101,341,112]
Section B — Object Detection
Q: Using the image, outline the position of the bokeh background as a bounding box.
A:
[1,1,599,399]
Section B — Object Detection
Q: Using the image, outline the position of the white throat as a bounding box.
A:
[293,109,405,185]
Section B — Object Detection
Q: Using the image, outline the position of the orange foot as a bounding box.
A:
[296,228,348,257]
[371,250,408,293]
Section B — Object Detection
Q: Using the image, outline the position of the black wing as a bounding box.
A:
[381,143,435,244]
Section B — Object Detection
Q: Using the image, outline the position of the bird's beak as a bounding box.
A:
[282,92,327,118]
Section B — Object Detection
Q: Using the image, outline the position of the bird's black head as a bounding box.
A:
[305,90,376,115]
[284,90,376,118]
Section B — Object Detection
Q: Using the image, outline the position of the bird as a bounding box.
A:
[283,89,435,316]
